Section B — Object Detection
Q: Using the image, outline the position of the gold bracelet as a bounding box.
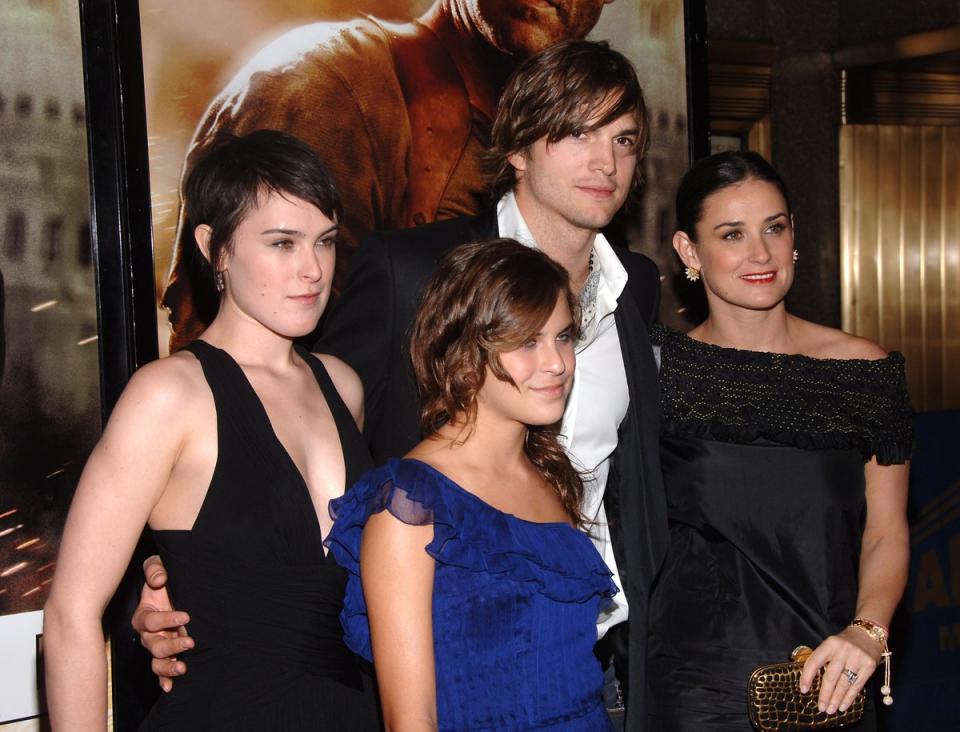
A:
[849,617,893,706]
[850,617,887,647]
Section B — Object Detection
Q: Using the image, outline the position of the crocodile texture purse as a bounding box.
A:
[748,645,865,731]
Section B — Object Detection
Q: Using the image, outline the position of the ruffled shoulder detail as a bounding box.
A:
[650,321,671,347]
[655,325,914,464]
[325,458,616,661]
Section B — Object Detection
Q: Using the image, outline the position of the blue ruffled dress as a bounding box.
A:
[326,458,617,731]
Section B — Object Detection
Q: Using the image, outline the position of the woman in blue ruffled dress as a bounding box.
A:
[326,238,617,731]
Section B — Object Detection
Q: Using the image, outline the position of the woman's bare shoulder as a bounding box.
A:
[115,350,208,420]
[133,349,205,389]
[794,319,888,361]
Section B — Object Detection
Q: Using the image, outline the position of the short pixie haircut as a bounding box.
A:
[183,129,342,285]
[409,238,584,523]
[675,151,791,240]
[486,40,649,202]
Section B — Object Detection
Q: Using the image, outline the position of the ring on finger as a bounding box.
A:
[843,668,859,685]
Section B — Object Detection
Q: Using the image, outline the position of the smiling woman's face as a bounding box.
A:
[477,294,576,429]
[674,177,796,316]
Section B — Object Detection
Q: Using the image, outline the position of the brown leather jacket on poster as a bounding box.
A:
[161,16,488,351]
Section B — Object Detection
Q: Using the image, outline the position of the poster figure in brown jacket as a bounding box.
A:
[161,0,616,351]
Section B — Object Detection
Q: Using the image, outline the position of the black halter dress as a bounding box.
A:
[139,341,380,731]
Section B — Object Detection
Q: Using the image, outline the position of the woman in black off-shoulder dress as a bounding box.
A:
[647,152,912,732]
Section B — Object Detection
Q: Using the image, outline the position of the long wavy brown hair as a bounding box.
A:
[409,239,586,525]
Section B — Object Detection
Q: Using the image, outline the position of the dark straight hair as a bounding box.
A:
[675,150,791,240]
[183,129,342,286]
[486,40,649,202]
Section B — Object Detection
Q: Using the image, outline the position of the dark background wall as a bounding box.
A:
[704,0,960,327]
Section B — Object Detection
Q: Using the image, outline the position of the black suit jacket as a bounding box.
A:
[318,209,668,730]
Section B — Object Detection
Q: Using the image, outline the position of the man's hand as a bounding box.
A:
[131,555,194,692]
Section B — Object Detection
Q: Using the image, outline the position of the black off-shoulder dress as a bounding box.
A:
[647,325,913,732]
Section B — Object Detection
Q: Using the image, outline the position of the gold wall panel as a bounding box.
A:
[843,70,960,126]
[840,125,960,411]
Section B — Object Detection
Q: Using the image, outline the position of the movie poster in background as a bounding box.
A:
[139,0,691,354]
[0,0,97,725]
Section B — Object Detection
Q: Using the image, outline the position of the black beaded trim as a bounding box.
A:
[652,324,914,464]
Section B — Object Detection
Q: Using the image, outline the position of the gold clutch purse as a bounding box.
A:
[748,645,865,731]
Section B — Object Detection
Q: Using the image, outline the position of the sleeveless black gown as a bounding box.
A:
[647,326,913,732]
[139,341,380,730]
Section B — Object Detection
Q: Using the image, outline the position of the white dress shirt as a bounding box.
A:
[497,193,631,638]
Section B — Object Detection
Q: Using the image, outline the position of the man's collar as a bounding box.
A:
[495,192,627,303]
[592,235,628,306]
[496,191,538,248]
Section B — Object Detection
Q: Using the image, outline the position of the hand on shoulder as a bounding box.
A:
[315,353,364,428]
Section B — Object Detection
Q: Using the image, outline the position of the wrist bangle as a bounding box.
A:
[850,617,888,647]
[858,617,890,636]
[849,618,893,706]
